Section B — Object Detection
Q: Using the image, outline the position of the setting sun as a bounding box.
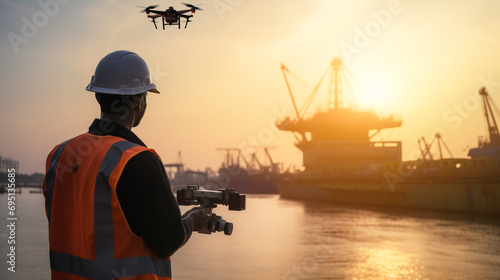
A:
[356,78,392,111]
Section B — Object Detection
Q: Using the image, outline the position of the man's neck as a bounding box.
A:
[100,113,133,130]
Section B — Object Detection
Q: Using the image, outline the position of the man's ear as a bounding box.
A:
[135,93,145,110]
[95,93,100,104]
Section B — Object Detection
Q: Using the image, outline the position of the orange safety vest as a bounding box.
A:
[43,133,172,280]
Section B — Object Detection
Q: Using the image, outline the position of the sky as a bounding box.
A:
[1,0,500,174]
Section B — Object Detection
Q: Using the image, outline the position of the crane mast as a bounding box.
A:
[479,87,500,147]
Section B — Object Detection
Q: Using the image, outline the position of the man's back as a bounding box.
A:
[44,132,174,279]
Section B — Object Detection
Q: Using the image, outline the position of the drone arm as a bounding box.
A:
[148,10,165,15]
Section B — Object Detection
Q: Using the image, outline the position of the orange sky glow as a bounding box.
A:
[1,0,500,174]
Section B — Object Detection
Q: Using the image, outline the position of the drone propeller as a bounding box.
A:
[181,2,203,11]
[137,5,159,13]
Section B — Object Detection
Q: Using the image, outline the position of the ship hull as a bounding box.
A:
[216,166,280,194]
[229,177,279,194]
[278,180,500,215]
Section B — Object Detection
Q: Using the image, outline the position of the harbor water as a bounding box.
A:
[1,191,500,279]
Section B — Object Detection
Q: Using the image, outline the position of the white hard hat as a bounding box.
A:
[86,50,160,95]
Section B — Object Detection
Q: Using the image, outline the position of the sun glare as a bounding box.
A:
[355,78,392,112]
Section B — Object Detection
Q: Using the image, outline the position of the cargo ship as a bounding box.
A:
[213,148,281,194]
[276,58,500,215]
[164,149,282,194]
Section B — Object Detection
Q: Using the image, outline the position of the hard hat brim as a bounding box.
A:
[86,82,160,95]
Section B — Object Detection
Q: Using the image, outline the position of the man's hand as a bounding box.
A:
[182,207,210,231]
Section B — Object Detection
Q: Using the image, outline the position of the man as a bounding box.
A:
[43,50,207,280]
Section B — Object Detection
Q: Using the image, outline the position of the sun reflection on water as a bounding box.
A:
[351,243,427,280]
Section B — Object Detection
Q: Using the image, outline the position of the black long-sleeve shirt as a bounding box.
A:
[88,118,192,258]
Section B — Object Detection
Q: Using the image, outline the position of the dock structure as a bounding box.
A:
[276,58,500,215]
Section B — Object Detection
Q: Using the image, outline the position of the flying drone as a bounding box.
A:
[137,3,203,29]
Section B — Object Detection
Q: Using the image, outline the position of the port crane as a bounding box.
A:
[164,151,185,174]
[478,87,500,147]
[279,58,350,145]
[216,147,280,173]
[280,58,348,122]
[417,133,454,161]
[278,58,401,149]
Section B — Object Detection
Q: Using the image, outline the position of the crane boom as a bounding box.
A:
[281,64,300,119]
[479,87,500,146]
[280,59,344,121]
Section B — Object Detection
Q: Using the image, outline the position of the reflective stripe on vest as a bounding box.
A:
[44,134,171,280]
[44,136,76,226]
